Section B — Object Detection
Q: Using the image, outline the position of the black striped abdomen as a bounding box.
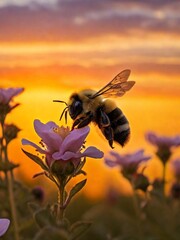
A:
[107,107,130,146]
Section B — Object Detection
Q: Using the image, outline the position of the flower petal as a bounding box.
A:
[0,218,10,237]
[104,158,119,168]
[34,120,63,152]
[60,126,90,154]
[34,119,58,134]
[0,88,24,104]
[21,138,46,154]
[82,146,104,159]
[105,149,151,170]
[145,132,158,146]
[146,132,180,148]
[173,136,180,146]
[109,151,127,165]
[52,151,81,161]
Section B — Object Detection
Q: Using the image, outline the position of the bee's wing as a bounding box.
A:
[90,69,135,99]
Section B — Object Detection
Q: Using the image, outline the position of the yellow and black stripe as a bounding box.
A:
[107,108,130,146]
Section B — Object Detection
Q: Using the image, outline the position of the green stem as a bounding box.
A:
[1,121,20,240]
[7,171,20,240]
[57,182,65,222]
[162,162,166,196]
[0,121,3,162]
[132,185,143,240]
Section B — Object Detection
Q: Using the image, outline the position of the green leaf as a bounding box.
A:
[34,207,55,228]
[76,170,87,176]
[34,226,69,240]
[22,149,49,171]
[67,179,87,204]
[70,221,92,240]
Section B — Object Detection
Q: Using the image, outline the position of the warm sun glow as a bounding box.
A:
[5,85,180,199]
[1,0,180,199]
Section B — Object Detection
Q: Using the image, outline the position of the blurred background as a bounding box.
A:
[0,0,180,199]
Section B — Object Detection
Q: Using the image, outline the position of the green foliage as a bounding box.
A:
[33,226,69,240]
[21,149,49,172]
[0,180,38,240]
[69,221,92,240]
[34,206,56,228]
[67,179,87,205]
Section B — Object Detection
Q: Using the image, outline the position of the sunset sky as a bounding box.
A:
[0,0,180,198]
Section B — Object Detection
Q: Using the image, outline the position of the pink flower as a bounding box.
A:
[171,159,180,180]
[22,119,103,168]
[0,218,10,237]
[146,132,180,164]
[0,88,24,105]
[146,132,180,148]
[0,87,24,123]
[105,149,151,176]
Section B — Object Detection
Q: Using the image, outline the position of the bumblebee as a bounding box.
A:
[54,69,135,148]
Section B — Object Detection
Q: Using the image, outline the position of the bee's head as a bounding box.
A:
[68,93,83,120]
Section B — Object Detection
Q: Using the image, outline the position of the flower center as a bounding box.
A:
[53,126,70,139]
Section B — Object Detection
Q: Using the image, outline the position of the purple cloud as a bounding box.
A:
[0,0,179,42]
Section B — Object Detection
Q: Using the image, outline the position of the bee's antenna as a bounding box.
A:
[65,109,68,124]
[60,107,68,121]
[53,100,68,106]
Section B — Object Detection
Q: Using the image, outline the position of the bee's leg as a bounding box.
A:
[103,126,114,148]
[77,113,93,128]
[98,109,114,148]
[72,112,93,129]
[72,118,84,129]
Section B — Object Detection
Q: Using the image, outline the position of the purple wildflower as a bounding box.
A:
[0,87,24,123]
[0,218,10,237]
[105,149,151,177]
[4,124,21,144]
[146,132,180,164]
[146,132,180,148]
[22,119,103,168]
[0,88,24,105]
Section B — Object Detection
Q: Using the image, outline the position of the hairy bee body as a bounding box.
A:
[104,102,130,147]
[55,69,135,148]
[68,89,130,148]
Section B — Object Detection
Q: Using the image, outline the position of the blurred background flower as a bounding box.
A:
[0,87,24,124]
[146,132,180,148]
[0,218,10,237]
[105,149,151,182]
[0,88,24,105]
[105,149,151,173]
[146,132,180,164]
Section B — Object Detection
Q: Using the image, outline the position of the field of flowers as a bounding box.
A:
[0,88,180,240]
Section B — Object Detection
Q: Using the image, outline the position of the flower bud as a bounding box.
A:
[156,146,171,165]
[4,124,21,144]
[31,186,45,203]
[51,160,75,179]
